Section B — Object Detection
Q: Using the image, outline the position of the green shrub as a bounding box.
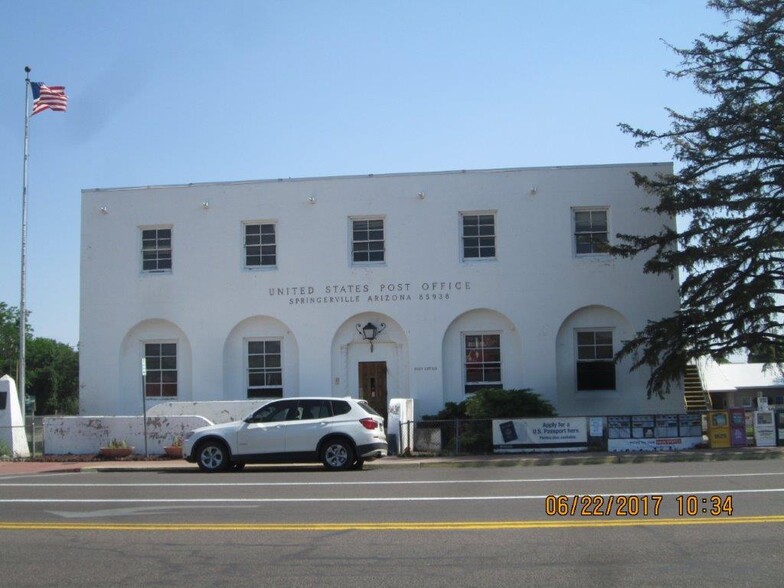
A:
[421,401,467,420]
[420,389,555,454]
[464,388,556,419]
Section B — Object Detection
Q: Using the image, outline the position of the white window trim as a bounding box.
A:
[242,220,278,271]
[141,340,178,399]
[462,331,503,394]
[572,207,610,257]
[245,337,284,398]
[349,215,386,266]
[459,210,498,263]
[574,328,616,392]
[139,225,174,275]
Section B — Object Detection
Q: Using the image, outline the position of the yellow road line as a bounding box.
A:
[0,516,782,532]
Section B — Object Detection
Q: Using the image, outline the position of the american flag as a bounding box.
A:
[30,82,68,115]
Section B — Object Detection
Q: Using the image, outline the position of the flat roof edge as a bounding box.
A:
[81,161,672,194]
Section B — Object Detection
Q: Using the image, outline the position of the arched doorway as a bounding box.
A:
[331,313,409,421]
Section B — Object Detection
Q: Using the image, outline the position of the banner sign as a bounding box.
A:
[608,436,703,452]
[607,413,703,452]
[493,418,588,453]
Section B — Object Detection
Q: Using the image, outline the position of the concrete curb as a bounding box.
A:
[370,447,784,469]
[3,447,782,475]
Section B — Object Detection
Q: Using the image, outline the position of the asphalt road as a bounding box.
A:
[0,460,782,587]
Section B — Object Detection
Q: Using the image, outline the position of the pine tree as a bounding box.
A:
[614,0,784,397]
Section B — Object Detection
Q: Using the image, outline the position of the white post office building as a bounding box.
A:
[79,163,684,419]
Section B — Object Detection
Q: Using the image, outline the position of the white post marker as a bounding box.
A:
[141,358,148,457]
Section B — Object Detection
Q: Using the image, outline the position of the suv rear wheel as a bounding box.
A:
[321,438,355,471]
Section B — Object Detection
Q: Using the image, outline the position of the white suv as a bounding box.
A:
[183,397,387,472]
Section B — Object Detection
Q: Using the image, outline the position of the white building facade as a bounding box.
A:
[80,163,683,419]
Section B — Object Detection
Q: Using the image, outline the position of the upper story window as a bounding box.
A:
[352,218,385,264]
[461,213,496,260]
[576,330,616,391]
[244,223,277,269]
[144,342,177,397]
[463,333,501,394]
[141,227,172,272]
[574,209,609,255]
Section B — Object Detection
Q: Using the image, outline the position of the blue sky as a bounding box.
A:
[0,1,725,347]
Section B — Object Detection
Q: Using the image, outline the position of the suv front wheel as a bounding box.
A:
[321,438,355,471]
[196,439,230,473]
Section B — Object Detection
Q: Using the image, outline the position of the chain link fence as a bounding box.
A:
[412,418,495,455]
[27,416,44,455]
[0,417,45,456]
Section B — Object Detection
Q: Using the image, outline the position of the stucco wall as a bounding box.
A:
[43,415,211,455]
[44,401,271,455]
[80,163,681,418]
[147,400,267,422]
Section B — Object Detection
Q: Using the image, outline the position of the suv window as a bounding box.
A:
[253,400,298,422]
[297,399,332,420]
[330,400,352,416]
[357,400,381,417]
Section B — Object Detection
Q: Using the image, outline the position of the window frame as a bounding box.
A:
[350,216,386,265]
[140,226,173,273]
[462,332,502,395]
[572,207,610,257]
[243,221,278,270]
[575,329,616,391]
[143,341,178,398]
[460,211,497,262]
[246,338,283,399]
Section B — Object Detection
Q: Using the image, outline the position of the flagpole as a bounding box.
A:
[19,66,31,421]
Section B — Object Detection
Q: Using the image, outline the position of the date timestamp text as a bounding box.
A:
[544,494,734,517]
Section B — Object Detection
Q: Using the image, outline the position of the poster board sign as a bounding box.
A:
[493,418,588,453]
[589,417,604,438]
[608,413,703,452]
[678,413,702,437]
[632,415,655,439]
[608,436,702,452]
[608,416,631,439]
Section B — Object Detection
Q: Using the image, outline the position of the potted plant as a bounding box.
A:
[100,438,134,459]
[164,435,183,458]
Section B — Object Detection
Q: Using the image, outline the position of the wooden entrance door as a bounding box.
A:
[358,361,387,420]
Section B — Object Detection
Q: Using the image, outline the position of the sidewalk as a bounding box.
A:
[2,446,783,475]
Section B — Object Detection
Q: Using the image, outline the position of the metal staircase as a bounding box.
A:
[683,364,712,412]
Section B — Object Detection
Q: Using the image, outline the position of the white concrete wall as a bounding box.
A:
[147,400,266,423]
[44,401,270,455]
[80,163,682,418]
[43,415,211,455]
